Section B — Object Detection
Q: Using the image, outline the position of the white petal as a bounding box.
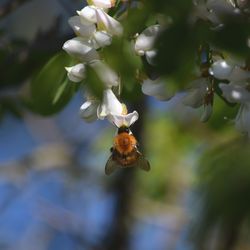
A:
[142,78,174,101]
[108,111,139,127]
[90,60,119,87]
[219,82,250,104]
[135,25,161,54]
[235,103,250,136]
[200,103,213,122]
[182,78,208,108]
[65,63,86,82]
[95,8,123,36]
[68,16,96,38]
[145,49,158,66]
[93,31,112,48]
[228,66,250,82]
[77,6,97,25]
[80,100,99,122]
[63,37,99,62]
[88,0,114,9]
[209,60,233,79]
[97,89,123,119]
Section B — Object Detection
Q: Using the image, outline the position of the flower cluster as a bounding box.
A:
[182,55,250,135]
[212,60,250,136]
[134,24,174,101]
[62,0,250,138]
[63,0,138,128]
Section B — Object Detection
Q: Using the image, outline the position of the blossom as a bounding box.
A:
[69,16,112,49]
[97,88,123,119]
[90,60,120,88]
[65,0,138,128]
[80,100,99,122]
[134,24,161,65]
[68,16,96,38]
[108,111,139,128]
[209,60,233,79]
[87,0,115,9]
[219,82,250,136]
[63,37,99,62]
[77,6,123,36]
[235,103,250,136]
[209,59,250,81]
[80,89,138,127]
[65,63,86,83]
[219,82,250,103]
[141,78,174,101]
[182,78,213,122]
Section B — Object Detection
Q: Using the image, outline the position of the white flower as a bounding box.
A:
[182,78,213,122]
[97,89,138,127]
[68,16,112,49]
[80,100,99,122]
[63,37,99,62]
[135,25,161,65]
[141,78,174,101]
[80,89,138,127]
[209,60,233,79]
[77,6,123,36]
[65,63,86,83]
[92,31,112,48]
[95,8,123,36]
[210,60,250,81]
[219,82,250,103]
[228,67,250,82]
[219,82,250,136]
[182,78,209,108]
[68,16,96,38]
[108,111,139,128]
[235,103,250,136]
[87,0,115,9]
[90,60,120,88]
[77,6,97,25]
[192,1,221,25]
[97,88,123,119]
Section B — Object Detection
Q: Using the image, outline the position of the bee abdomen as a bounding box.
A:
[114,149,139,166]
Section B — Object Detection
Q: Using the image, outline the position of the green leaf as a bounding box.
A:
[26,52,79,116]
[85,65,105,100]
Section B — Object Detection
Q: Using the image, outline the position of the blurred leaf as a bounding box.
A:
[207,93,239,130]
[26,52,78,116]
[101,38,143,101]
[122,7,152,36]
[145,0,193,20]
[210,18,250,57]
[85,65,105,100]
[193,138,250,248]
[156,22,196,85]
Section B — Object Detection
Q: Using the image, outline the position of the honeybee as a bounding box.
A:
[105,125,150,175]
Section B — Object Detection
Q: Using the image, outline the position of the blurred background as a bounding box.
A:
[1,0,250,250]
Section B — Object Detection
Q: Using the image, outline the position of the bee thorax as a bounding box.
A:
[114,132,137,155]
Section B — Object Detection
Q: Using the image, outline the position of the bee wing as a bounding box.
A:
[105,156,120,175]
[136,151,150,172]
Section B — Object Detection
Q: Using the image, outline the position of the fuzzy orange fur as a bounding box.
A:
[114,132,137,155]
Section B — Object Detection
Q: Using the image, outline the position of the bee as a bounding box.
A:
[105,125,150,175]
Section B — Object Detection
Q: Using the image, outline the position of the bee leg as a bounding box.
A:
[110,147,114,152]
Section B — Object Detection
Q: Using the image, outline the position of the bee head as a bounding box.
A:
[118,126,130,134]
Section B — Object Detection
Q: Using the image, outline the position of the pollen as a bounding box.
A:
[121,104,128,115]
